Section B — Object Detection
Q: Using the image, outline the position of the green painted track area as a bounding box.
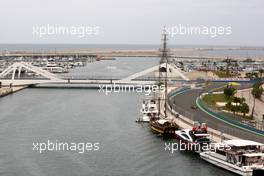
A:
[196,97,264,137]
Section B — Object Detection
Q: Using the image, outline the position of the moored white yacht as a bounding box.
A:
[200,139,264,176]
[43,66,68,73]
[140,99,158,115]
[136,98,159,123]
[175,122,211,152]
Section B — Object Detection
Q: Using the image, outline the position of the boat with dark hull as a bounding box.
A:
[148,29,178,137]
[150,118,177,137]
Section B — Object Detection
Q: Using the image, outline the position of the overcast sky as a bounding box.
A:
[0,0,263,46]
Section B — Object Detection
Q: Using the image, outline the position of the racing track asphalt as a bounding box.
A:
[170,82,264,143]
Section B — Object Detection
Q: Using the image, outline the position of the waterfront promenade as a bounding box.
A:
[0,87,12,97]
[0,86,26,97]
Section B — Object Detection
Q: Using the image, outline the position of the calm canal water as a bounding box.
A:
[0,57,235,176]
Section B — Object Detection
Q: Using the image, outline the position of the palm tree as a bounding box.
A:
[224,57,231,76]
[259,69,264,79]
[224,85,236,100]
[233,97,241,114]
[240,103,250,118]
[251,81,264,118]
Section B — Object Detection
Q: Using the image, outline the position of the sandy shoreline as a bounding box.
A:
[1,47,264,61]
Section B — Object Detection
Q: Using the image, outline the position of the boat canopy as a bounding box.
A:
[243,153,264,157]
[157,119,169,125]
[194,133,210,137]
[224,140,264,147]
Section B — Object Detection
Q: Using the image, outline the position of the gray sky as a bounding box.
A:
[0,0,263,46]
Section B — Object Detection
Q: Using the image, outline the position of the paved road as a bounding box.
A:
[170,82,264,143]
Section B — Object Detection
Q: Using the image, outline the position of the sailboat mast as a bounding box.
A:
[159,27,169,118]
[163,30,168,118]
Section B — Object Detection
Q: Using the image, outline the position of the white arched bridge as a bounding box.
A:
[0,62,190,87]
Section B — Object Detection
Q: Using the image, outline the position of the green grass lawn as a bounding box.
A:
[202,93,228,106]
[202,94,254,120]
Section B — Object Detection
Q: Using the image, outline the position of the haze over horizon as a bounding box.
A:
[0,0,263,46]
